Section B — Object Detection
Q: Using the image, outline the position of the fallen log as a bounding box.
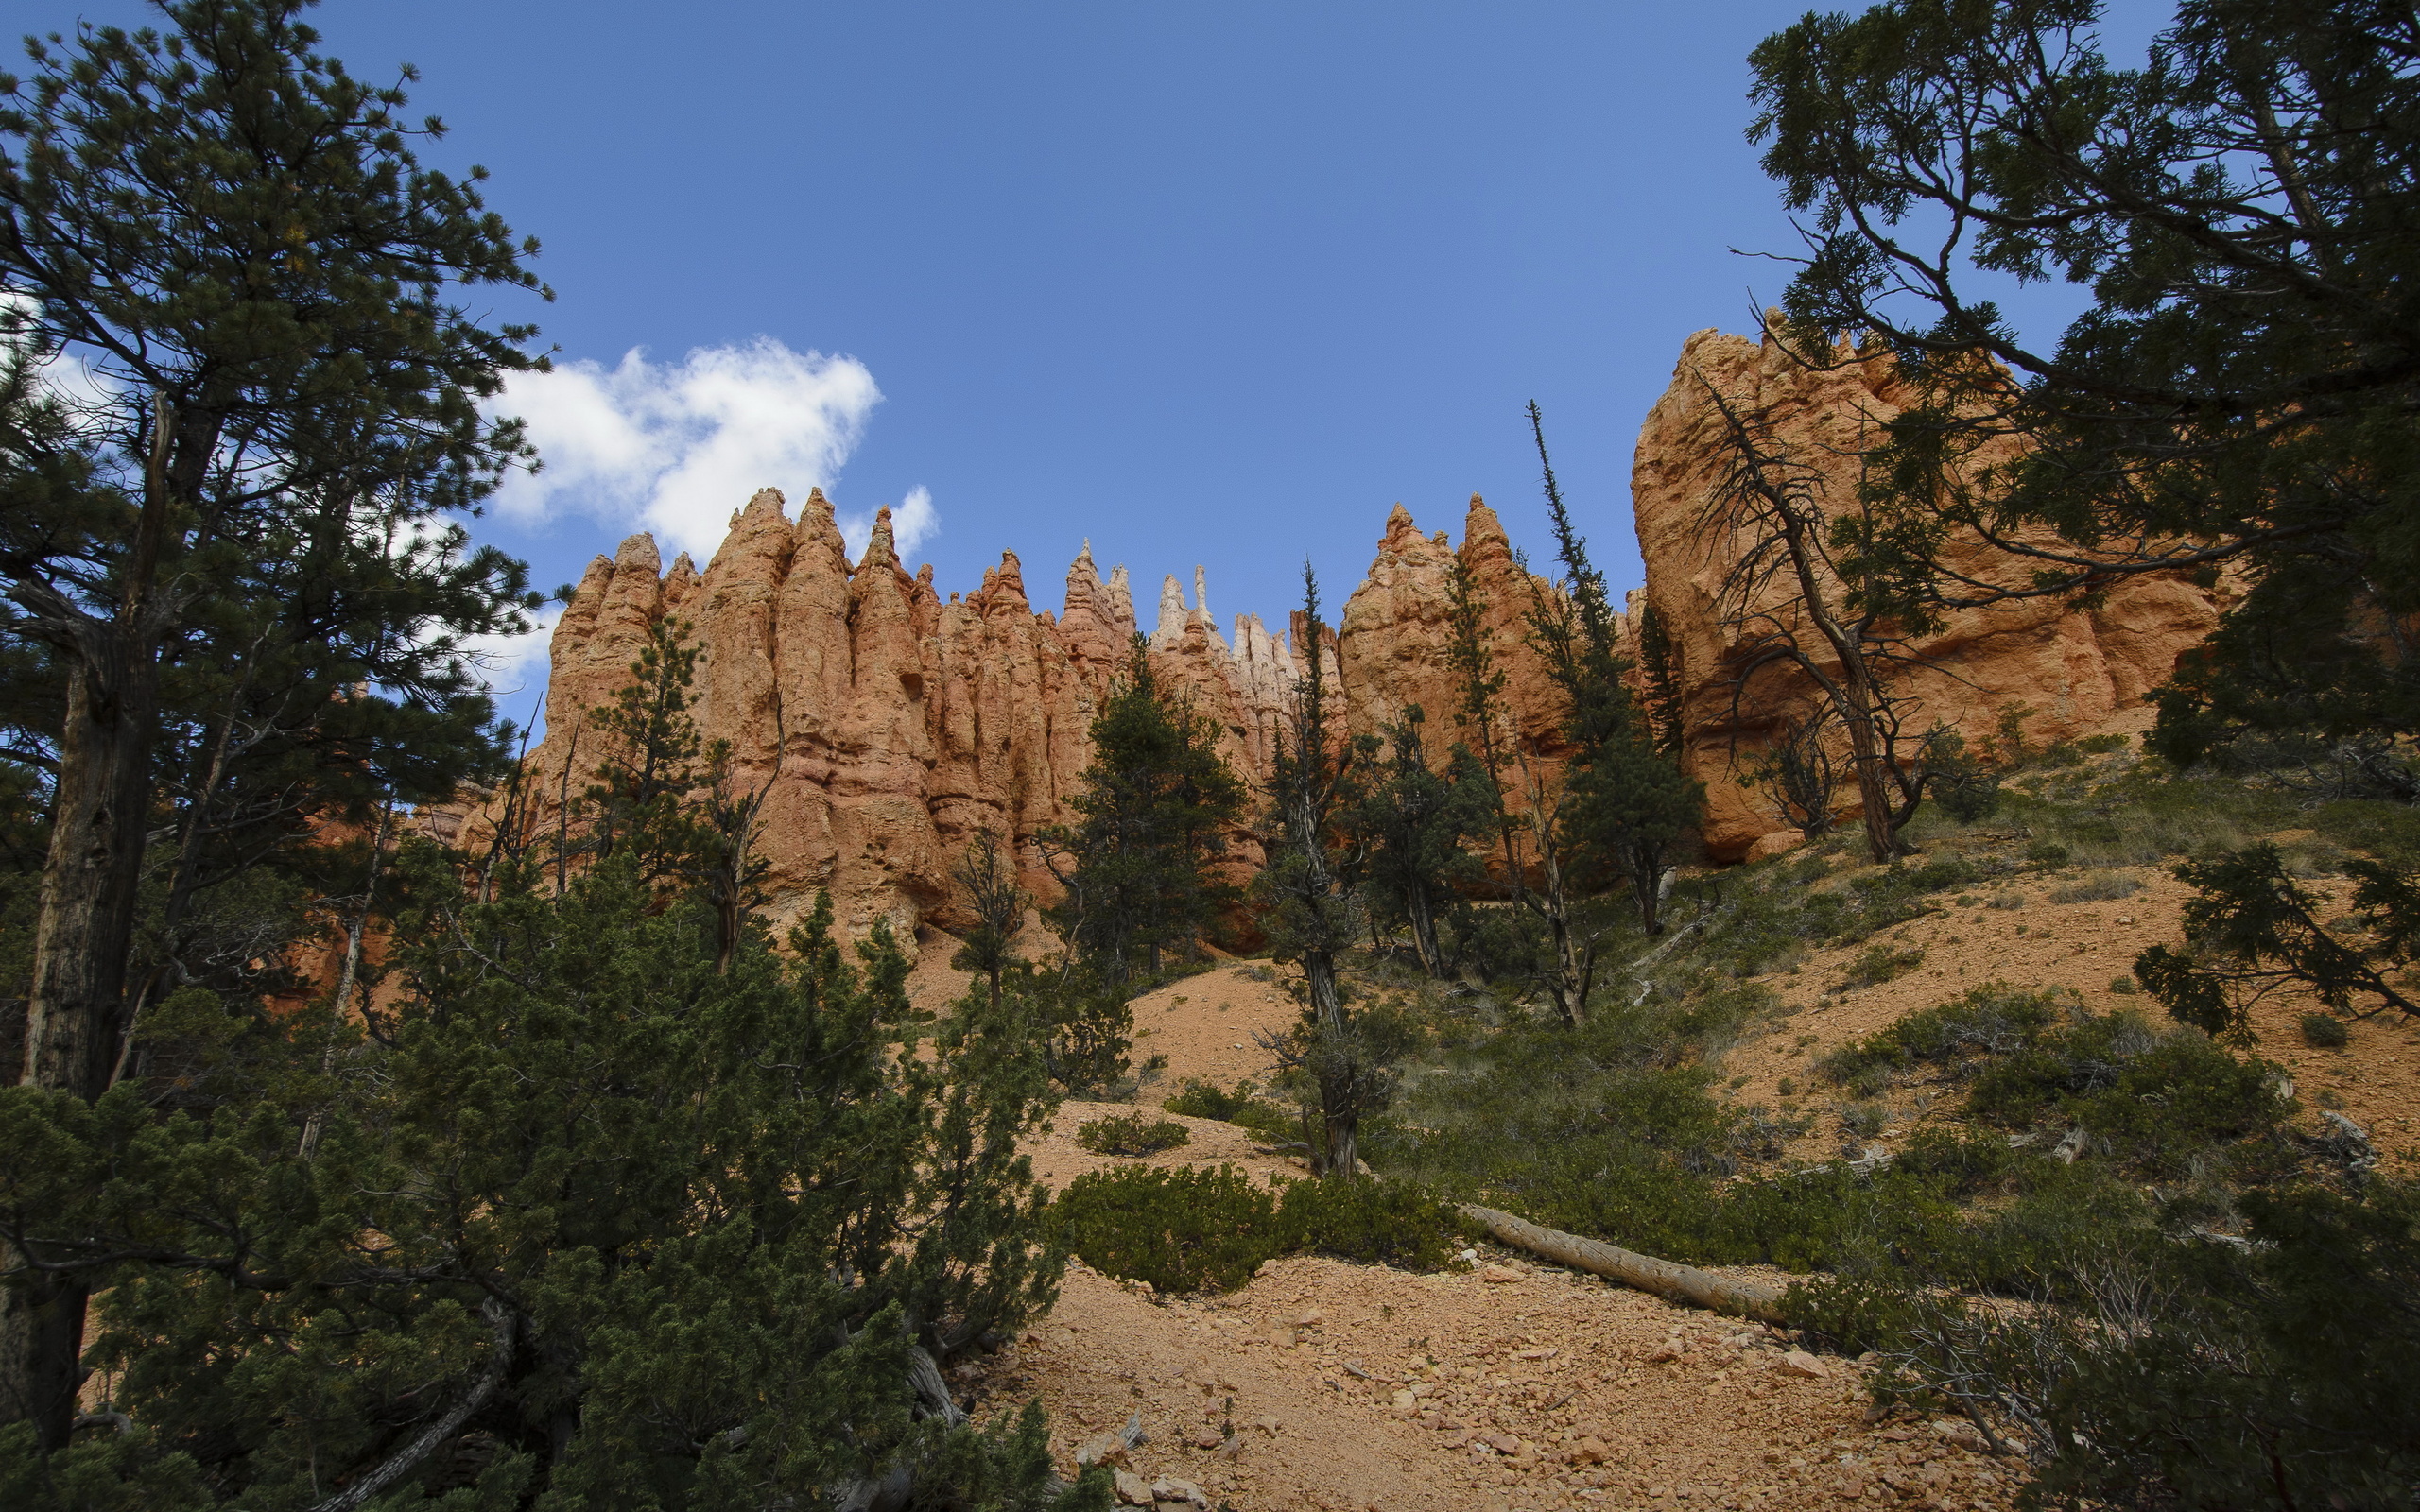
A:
[1457,1205,1791,1325]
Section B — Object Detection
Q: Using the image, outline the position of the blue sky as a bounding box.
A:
[4,0,2177,729]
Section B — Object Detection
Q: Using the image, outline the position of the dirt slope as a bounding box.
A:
[959,963,2016,1512]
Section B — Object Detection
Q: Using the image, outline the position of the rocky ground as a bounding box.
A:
[1715,841,2420,1175]
[904,963,2023,1512]
[902,780,2418,1511]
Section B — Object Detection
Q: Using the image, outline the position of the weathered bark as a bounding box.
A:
[20,650,156,1098]
[303,1299,515,1512]
[0,644,157,1446]
[1405,883,1444,979]
[1458,1204,1790,1324]
[5,402,205,1447]
[0,1273,90,1455]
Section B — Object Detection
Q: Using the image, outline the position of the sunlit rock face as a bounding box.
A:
[1633,326,2231,858]
[453,328,2227,945]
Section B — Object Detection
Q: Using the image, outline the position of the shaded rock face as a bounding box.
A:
[1633,327,2231,859]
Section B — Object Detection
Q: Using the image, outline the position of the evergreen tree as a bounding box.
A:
[1040,636,1243,987]
[0,0,545,1444]
[1350,707,1492,978]
[1634,603,1687,757]
[1750,0,2420,1064]
[950,829,1028,1013]
[1750,0,2420,769]
[1257,567,1407,1178]
[0,646,1105,1512]
[1520,404,1703,940]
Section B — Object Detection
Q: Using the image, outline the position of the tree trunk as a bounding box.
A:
[1775,498,1908,865]
[20,648,156,1097]
[1458,1204,1790,1324]
[1302,905,1359,1178]
[0,1272,89,1456]
[1518,757,1588,1027]
[1407,885,1443,978]
[3,639,159,1447]
[6,400,186,1448]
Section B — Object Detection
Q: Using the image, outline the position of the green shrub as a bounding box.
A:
[1050,1166,1461,1293]
[1819,984,2066,1093]
[1838,1101,1888,1140]
[1968,1009,2156,1126]
[1795,1181,2420,1512]
[1163,1077,1261,1120]
[2109,974,2140,995]
[1893,1128,2020,1196]
[2074,733,2128,755]
[1075,1112,1191,1157]
[1841,942,1925,989]
[2026,839,2072,867]
[2077,1036,2288,1177]
[2300,1011,2350,1049]
[1275,1177,1464,1270]
[1052,1164,1276,1292]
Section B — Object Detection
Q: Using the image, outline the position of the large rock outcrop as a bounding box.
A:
[453,327,2231,948]
[486,488,1327,954]
[1632,326,2232,859]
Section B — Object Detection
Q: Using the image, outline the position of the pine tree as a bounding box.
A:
[1751,0,2420,1055]
[1041,636,1243,987]
[1351,707,1492,978]
[0,644,1106,1512]
[1257,567,1407,1178]
[1750,0,2420,769]
[0,0,544,1444]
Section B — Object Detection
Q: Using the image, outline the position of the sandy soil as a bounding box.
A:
[1712,845,2420,1172]
[910,753,2418,1510]
[938,964,2019,1511]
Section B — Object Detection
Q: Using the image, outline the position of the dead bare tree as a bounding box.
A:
[1698,375,1956,862]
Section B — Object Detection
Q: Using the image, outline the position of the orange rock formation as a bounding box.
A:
[460,329,2227,947]
[1633,326,2230,859]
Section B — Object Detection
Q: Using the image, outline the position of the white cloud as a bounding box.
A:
[488,338,929,563]
[459,603,562,698]
[838,484,941,562]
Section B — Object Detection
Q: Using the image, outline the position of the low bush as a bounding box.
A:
[1841,943,1925,989]
[1050,1165,1462,1293]
[2026,840,2072,867]
[1052,1164,1276,1292]
[1837,1100,1888,1140]
[2300,1011,2350,1049]
[1076,1111,1191,1157]
[2048,875,2142,903]
[1162,1077,1261,1120]
[2080,1036,2289,1177]
[1791,1180,2420,1512]
[1819,984,2066,1094]
[1274,1177,1467,1270]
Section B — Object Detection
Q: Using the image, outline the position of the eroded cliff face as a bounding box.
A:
[458,327,2228,950]
[473,486,1584,958]
[489,488,1306,955]
[1632,326,2231,859]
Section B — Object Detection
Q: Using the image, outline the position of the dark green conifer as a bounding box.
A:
[1040,636,1243,987]
[1351,707,1492,977]
[0,636,1104,1512]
